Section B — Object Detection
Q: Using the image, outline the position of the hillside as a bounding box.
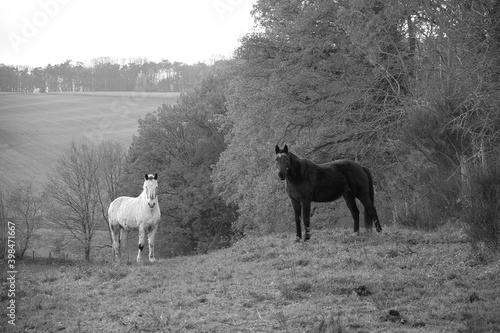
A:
[0,92,179,189]
[4,226,500,332]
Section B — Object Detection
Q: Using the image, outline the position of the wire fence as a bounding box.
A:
[22,247,115,263]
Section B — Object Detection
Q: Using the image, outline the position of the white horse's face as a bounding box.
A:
[144,174,158,208]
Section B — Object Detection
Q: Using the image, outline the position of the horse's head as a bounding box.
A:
[143,173,158,208]
[275,145,290,180]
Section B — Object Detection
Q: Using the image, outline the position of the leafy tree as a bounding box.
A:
[0,65,19,91]
[398,0,500,231]
[212,0,500,237]
[214,0,408,233]
[123,62,237,256]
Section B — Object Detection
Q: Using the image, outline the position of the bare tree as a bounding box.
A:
[46,139,102,261]
[96,140,126,244]
[7,180,45,259]
[45,139,125,261]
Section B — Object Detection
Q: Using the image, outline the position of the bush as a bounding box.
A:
[392,163,462,231]
[394,197,438,231]
[463,162,500,254]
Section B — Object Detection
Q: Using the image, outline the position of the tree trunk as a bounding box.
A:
[85,244,91,261]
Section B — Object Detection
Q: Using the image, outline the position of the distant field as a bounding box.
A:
[0,92,179,189]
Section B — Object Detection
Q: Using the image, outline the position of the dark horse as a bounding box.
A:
[275,145,382,241]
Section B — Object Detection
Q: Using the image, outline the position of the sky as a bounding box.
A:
[0,0,257,67]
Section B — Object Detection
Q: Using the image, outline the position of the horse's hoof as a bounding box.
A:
[304,235,311,242]
[295,237,301,243]
[149,258,156,262]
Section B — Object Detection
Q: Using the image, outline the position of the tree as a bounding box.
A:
[0,58,209,92]
[7,180,45,259]
[123,63,237,256]
[214,0,402,233]
[45,139,124,261]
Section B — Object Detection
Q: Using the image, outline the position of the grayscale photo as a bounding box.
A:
[1,0,499,332]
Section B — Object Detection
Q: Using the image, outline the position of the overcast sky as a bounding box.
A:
[0,0,256,67]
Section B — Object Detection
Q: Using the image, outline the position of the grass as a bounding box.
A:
[0,92,180,189]
[3,225,500,332]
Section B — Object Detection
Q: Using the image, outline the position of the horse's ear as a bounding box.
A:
[275,145,280,154]
[154,173,158,180]
[284,145,288,153]
[145,174,149,180]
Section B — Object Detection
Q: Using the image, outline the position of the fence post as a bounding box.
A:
[33,250,35,260]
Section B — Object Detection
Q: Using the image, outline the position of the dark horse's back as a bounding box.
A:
[304,159,370,203]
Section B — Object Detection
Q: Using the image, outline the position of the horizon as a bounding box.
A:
[0,55,223,69]
[1,0,256,68]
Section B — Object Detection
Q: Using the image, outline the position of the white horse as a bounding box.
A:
[108,173,161,262]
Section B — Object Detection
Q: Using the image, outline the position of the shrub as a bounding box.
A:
[463,162,500,254]
[393,165,462,231]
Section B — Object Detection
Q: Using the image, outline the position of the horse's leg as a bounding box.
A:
[302,200,312,241]
[110,224,121,261]
[343,192,360,234]
[147,225,158,262]
[291,198,302,241]
[137,225,145,262]
[120,228,129,263]
[358,195,382,233]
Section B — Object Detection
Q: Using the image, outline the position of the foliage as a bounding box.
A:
[398,0,500,234]
[214,0,409,233]
[464,161,500,254]
[123,62,237,256]
[212,0,500,238]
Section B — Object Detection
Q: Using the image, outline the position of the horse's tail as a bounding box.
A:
[363,167,375,230]
[107,200,116,230]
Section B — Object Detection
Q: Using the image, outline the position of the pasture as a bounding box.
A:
[5,226,500,332]
[0,92,179,189]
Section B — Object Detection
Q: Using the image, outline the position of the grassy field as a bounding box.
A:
[3,225,500,332]
[0,92,179,189]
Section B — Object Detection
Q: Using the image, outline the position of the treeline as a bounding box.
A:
[3,0,500,260]
[0,57,209,93]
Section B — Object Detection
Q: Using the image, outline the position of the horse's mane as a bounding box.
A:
[286,151,306,178]
[284,150,301,161]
